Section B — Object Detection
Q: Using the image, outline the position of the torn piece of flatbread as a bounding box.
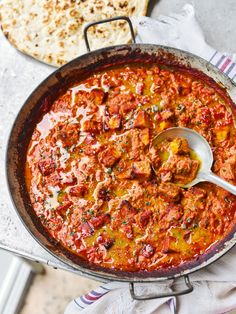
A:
[0,0,149,67]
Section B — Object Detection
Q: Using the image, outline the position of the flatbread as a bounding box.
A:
[0,0,148,67]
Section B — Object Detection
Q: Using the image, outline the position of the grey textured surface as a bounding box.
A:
[0,0,236,275]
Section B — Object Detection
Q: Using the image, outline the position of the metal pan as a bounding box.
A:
[6,16,236,299]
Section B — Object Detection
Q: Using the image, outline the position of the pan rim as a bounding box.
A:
[6,43,236,283]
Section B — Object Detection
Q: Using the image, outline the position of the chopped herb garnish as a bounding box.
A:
[183,223,187,230]
[70,230,75,236]
[152,105,159,113]
[145,201,151,206]
[224,197,230,203]
[105,167,112,174]
[122,221,128,225]
[177,104,185,112]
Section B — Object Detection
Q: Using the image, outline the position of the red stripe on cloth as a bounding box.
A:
[220,58,231,71]
[84,294,102,301]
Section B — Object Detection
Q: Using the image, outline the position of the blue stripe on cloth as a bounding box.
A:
[74,299,84,309]
[80,296,93,305]
[225,62,235,75]
[90,290,103,296]
[215,55,225,68]
[208,50,217,63]
[232,72,236,80]
[100,286,111,291]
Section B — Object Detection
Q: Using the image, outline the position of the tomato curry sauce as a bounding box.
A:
[25,64,236,272]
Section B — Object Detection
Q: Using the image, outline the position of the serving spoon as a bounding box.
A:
[152,127,236,195]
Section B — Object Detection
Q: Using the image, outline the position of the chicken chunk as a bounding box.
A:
[93,180,111,201]
[133,110,150,129]
[108,93,136,115]
[98,146,121,167]
[139,128,150,145]
[81,119,102,133]
[132,159,151,179]
[169,138,190,155]
[106,115,122,130]
[69,184,88,197]
[159,182,182,202]
[38,159,56,176]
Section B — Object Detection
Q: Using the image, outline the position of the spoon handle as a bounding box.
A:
[201,171,236,195]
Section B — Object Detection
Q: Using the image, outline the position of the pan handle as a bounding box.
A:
[129,275,193,300]
[83,16,136,52]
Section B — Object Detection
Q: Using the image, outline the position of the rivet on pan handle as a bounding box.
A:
[83,16,136,52]
[129,275,193,300]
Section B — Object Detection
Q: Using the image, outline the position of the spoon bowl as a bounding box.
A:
[152,127,236,194]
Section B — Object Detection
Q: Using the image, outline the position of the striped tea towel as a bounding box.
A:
[65,4,236,314]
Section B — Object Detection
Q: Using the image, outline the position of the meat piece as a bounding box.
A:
[93,180,111,201]
[118,200,137,217]
[132,159,151,179]
[38,159,56,176]
[136,82,144,95]
[169,138,190,155]
[175,157,193,174]
[148,147,161,170]
[97,235,114,249]
[75,89,105,114]
[164,204,183,222]
[46,172,61,186]
[81,222,94,237]
[159,154,200,185]
[81,119,102,133]
[108,93,136,115]
[90,214,110,229]
[69,185,88,197]
[196,107,212,125]
[220,163,235,181]
[56,201,72,215]
[78,156,97,177]
[129,129,145,160]
[95,169,103,182]
[52,93,72,113]
[121,224,133,239]
[175,159,200,184]
[160,109,174,120]
[57,123,80,147]
[136,210,152,228]
[133,110,150,129]
[98,146,121,167]
[189,187,206,199]
[115,160,133,179]
[128,181,144,201]
[162,236,178,253]
[140,244,155,258]
[139,128,150,145]
[159,182,182,202]
[106,115,122,130]
[90,89,105,106]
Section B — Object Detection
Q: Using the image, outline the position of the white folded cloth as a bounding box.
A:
[65,4,236,314]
